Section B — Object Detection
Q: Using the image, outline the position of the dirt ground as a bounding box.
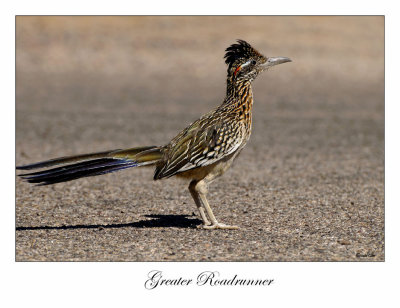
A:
[15,16,384,261]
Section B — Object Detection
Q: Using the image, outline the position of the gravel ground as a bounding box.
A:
[16,16,384,261]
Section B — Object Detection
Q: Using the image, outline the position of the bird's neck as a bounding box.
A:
[225,78,253,108]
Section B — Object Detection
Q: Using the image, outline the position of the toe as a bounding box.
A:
[202,223,239,230]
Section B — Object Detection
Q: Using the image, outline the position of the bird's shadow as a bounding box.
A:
[16,214,202,231]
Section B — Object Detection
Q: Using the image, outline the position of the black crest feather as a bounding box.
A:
[224,40,259,69]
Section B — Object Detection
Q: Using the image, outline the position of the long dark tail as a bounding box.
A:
[17,146,162,185]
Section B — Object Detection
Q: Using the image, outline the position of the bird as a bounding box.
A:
[17,40,291,229]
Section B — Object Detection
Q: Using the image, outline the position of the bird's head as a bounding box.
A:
[224,40,291,82]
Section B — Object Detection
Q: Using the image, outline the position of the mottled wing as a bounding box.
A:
[154,118,242,179]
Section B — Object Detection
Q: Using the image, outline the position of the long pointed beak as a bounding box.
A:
[263,57,292,68]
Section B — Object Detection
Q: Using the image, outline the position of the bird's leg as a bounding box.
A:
[194,180,239,230]
[189,180,211,226]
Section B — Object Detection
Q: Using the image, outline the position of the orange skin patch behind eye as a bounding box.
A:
[234,65,241,76]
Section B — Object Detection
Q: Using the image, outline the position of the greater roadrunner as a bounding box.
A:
[17,40,291,229]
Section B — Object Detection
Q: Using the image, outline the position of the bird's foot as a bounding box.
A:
[201,223,239,230]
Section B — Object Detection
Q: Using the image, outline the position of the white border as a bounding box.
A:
[3,1,398,307]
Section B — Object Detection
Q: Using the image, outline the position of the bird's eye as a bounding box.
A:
[251,60,257,65]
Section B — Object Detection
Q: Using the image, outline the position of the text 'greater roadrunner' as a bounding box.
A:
[17,40,291,229]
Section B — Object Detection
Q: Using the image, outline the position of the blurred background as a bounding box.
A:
[16,16,384,261]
